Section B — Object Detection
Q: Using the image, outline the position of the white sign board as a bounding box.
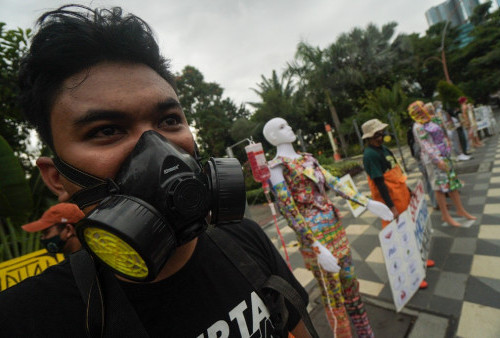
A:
[379,180,432,312]
[379,211,426,312]
[408,180,433,269]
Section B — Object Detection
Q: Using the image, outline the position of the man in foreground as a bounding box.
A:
[0,5,310,337]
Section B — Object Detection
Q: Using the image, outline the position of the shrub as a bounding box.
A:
[437,81,466,110]
[246,187,267,204]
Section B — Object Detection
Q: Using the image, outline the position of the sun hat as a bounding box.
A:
[22,203,84,232]
[361,119,388,139]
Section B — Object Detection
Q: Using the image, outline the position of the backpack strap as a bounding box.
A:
[70,250,104,338]
[262,275,317,338]
[69,250,149,338]
[206,227,319,338]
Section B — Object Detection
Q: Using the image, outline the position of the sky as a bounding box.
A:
[0,0,484,109]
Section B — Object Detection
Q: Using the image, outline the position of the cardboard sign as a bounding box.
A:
[379,211,426,312]
[379,180,432,311]
[339,174,367,218]
[0,249,64,291]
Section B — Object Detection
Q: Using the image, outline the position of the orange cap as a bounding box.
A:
[22,203,85,232]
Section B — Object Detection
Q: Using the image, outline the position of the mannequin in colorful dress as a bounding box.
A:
[409,101,476,227]
[263,117,393,338]
[459,97,484,148]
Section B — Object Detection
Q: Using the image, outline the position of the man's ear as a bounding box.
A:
[36,157,71,202]
[65,224,77,238]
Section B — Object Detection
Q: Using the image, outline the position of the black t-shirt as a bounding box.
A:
[0,219,307,337]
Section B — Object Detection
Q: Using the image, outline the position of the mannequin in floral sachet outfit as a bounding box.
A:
[263,117,393,338]
[409,101,476,227]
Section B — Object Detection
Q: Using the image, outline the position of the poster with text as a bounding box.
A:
[339,174,367,218]
[408,180,433,270]
[0,249,64,291]
[379,211,426,312]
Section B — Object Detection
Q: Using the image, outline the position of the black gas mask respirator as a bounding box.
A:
[53,131,246,281]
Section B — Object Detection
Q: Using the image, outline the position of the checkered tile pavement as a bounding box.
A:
[263,123,500,337]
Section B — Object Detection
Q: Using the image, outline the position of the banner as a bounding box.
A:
[0,249,64,291]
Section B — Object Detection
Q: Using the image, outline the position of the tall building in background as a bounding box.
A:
[425,0,480,27]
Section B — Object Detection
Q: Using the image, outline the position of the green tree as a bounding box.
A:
[454,7,500,103]
[0,23,36,172]
[469,1,492,26]
[176,66,250,157]
[0,135,56,262]
[437,80,466,110]
[282,23,403,155]
[248,70,312,147]
[356,83,412,142]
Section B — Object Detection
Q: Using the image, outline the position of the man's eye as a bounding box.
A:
[99,127,117,136]
[159,115,181,128]
[86,125,123,139]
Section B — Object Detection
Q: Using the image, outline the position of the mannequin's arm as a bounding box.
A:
[318,165,369,206]
[319,164,394,221]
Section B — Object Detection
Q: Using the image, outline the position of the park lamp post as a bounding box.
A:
[325,123,342,161]
[440,20,453,84]
[422,19,452,84]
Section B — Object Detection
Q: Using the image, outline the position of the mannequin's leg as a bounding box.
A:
[436,191,461,226]
[338,253,374,338]
[301,249,352,337]
[450,190,476,220]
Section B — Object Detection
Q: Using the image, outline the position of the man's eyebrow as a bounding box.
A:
[73,110,128,126]
[156,98,182,111]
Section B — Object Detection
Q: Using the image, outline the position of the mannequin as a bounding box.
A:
[263,118,393,338]
[459,97,483,148]
[409,101,476,226]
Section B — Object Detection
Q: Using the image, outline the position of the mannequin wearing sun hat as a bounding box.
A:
[263,117,393,338]
[362,118,435,289]
[362,119,411,228]
[22,203,84,255]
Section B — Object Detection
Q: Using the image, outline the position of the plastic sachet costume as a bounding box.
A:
[409,102,462,193]
[408,101,476,227]
[263,118,393,338]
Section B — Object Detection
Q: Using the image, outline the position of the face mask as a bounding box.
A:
[53,131,246,281]
[41,235,66,253]
[408,101,431,124]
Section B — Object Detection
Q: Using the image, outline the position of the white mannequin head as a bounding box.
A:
[263,118,297,146]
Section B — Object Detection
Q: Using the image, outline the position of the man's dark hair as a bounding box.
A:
[19,4,176,150]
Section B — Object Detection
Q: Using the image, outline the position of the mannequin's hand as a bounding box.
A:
[312,241,340,273]
[367,200,394,221]
[437,160,448,171]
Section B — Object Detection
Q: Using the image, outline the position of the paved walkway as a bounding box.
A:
[256,116,500,337]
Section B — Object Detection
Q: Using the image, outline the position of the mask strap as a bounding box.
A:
[193,141,202,162]
[53,157,119,209]
[53,157,104,187]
